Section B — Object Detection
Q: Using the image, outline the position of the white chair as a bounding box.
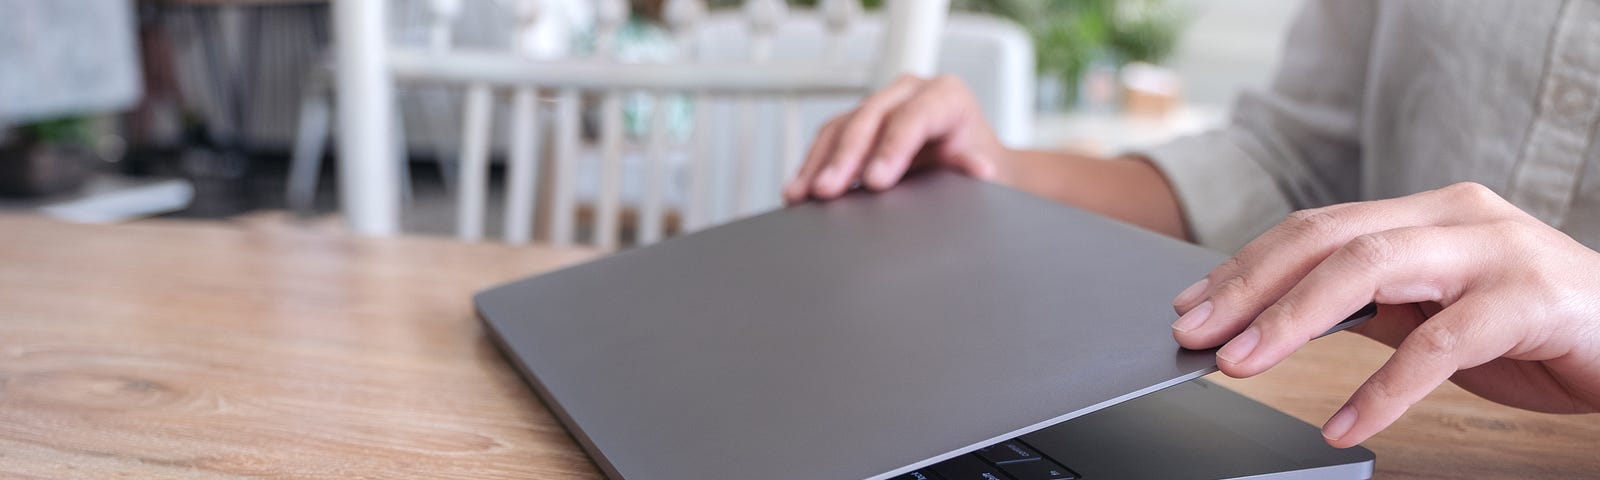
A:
[328,0,949,249]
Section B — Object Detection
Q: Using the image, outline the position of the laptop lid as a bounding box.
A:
[476,172,1372,480]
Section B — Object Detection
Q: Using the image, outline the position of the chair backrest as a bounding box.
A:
[333,0,949,249]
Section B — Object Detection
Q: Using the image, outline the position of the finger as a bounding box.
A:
[811,75,923,199]
[913,143,998,181]
[1210,226,1481,377]
[861,76,974,191]
[1322,297,1519,448]
[946,150,997,180]
[784,117,844,204]
[1170,183,1510,345]
[1173,183,1508,313]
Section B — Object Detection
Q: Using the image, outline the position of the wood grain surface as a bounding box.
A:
[1,215,1596,479]
[0,215,603,479]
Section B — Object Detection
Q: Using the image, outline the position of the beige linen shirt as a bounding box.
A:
[1143,0,1600,252]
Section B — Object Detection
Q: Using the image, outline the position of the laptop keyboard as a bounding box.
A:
[893,439,1079,480]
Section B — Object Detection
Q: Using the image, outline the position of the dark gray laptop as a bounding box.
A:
[476,172,1376,480]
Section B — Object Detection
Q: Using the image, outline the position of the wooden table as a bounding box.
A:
[1,215,1596,478]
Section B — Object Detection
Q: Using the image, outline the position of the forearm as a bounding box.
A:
[992,149,1190,241]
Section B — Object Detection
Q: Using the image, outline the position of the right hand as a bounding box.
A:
[782,74,1008,204]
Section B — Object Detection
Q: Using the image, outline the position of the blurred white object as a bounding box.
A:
[1032,104,1226,156]
[0,0,142,124]
[328,0,964,248]
[293,8,1033,244]
[509,0,590,59]
[37,177,194,224]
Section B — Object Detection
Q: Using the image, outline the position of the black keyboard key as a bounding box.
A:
[977,442,1042,465]
[929,454,1013,480]
[891,471,944,480]
[998,459,1077,480]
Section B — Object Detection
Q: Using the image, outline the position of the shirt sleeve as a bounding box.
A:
[1137,0,1377,252]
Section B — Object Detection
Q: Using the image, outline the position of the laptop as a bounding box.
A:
[476,172,1376,480]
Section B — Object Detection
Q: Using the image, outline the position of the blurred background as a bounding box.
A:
[0,0,1300,247]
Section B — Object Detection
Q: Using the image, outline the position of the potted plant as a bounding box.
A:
[0,116,96,197]
[953,0,1187,110]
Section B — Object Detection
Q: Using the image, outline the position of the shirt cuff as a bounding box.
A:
[1135,129,1294,253]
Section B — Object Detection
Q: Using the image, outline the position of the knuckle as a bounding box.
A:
[860,91,904,114]
[1342,233,1399,270]
[1443,180,1495,198]
[1443,181,1505,207]
[1213,274,1256,305]
[1259,297,1307,334]
[875,128,914,154]
[1408,324,1460,365]
[879,106,908,127]
[1282,209,1344,242]
[1284,207,1326,224]
[877,109,921,145]
[1214,255,1247,279]
[838,110,881,143]
[1362,373,1403,404]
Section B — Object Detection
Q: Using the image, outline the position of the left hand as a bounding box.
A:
[1168,182,1600,448]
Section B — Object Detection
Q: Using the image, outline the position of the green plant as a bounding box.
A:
[956,0,1186,76]
[1108,1,1187,65]
[19,116,93,146]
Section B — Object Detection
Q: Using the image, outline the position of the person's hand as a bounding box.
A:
[1168,182,1600,448]
[783,75,1007,204]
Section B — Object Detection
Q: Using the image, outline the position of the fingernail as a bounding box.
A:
[1217,326,1260,364]
[820,165,842,186]
[1174,277,1210,307]
[1322,404,1358,441]
[1171,301,1213,333]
